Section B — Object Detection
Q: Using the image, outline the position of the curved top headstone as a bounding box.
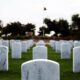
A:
[36,40,45,46]
[21,59,60,80]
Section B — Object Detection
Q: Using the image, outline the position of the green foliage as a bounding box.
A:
[43,18,70,37]
[1,22,36,39]
[38,26,48,36]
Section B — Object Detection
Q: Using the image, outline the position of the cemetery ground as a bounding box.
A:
[0,45,80,80]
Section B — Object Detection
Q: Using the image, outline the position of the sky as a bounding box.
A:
[0,0,80,35]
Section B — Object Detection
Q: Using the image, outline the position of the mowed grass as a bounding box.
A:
[0,45,80,80]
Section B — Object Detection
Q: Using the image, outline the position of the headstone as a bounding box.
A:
[12,42,22,59]
[55,41,61,53]
[33,46,47,59]
[0,39,2,45]
[21,59,60,80]
[2,40,9,48]
[74,41,80,47]
[21,41,27,52]
[69,40,74,48]
[10,40,15,48]
[0,45,8,71]
[36,40,45,46]
[49,40,55,49]
[73,47,80,72]
[61,43,71,59]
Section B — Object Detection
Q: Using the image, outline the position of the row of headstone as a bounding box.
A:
[0,39,34,71]
[49,40,80,49]
[21,40,60,80]
[49,40,72,59]
[49,40,80,73]
[11,39,34,59]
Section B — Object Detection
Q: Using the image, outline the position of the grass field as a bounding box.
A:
[0,45,80,80]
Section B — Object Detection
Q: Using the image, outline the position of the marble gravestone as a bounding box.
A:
[73,47,80,72]
[61,43,71,59]
[0,45,8,71]
[33,45,47,59]
[36,40,45,46]
[12,42,22,59]
[21,59,60,80]
[74,41,80,47]
[21,41,27,52]
[49,40,55,49]
[0,39,2,45]
[2,40,9,48]
[55,41,61,53]
[10,40,15,48]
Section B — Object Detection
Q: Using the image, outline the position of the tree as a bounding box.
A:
[43,18,70,37]
[43,18,54,34]
[38,26,47,36]
[70,14,80,39]
[2,22,23,36]
[71,14,80,30]
[0,20,3,36]
[24,23,35,36]
[57,19,70,36]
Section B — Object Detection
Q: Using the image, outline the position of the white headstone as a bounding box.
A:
[73,47,80,72]
[2,40,9,48]
[0,39,2,45]
[61,43,71,59]
[33,46,47,59]
[69,40,74,48]
[55,41,61,53]
[74,41,80,47]
[21,41,27,52]
[36,40,45,46]
[10,40,15,48]
[0,45,8,71]
[49,40,55,49]
[12,42,22,59]
[21,59,60,80]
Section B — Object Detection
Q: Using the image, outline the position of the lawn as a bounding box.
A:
[0,45,80,80]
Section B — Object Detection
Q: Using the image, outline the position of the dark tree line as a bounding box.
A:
[0,13,80,39]
[0,21,35,38]
[39,14,80,39]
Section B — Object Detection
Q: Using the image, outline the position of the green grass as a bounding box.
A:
[0,45,80,80]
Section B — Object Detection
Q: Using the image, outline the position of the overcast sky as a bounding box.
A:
[0,0,80,34]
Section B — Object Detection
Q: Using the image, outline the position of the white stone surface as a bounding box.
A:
[0,45,8,71]
[61,43,71,59]
[33,46,47,59]
[26,40,33,50]
[12,42,22,59]
[21,41,28,52]
[73,47,80,72]
[2,40,9,48]
[74,41,80,47]
[21,59,60,80]
[69,40,74,48]
[36,40,45,46]
[49,40,55,50]
[0,39,2,45]
[55,41,61,53]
